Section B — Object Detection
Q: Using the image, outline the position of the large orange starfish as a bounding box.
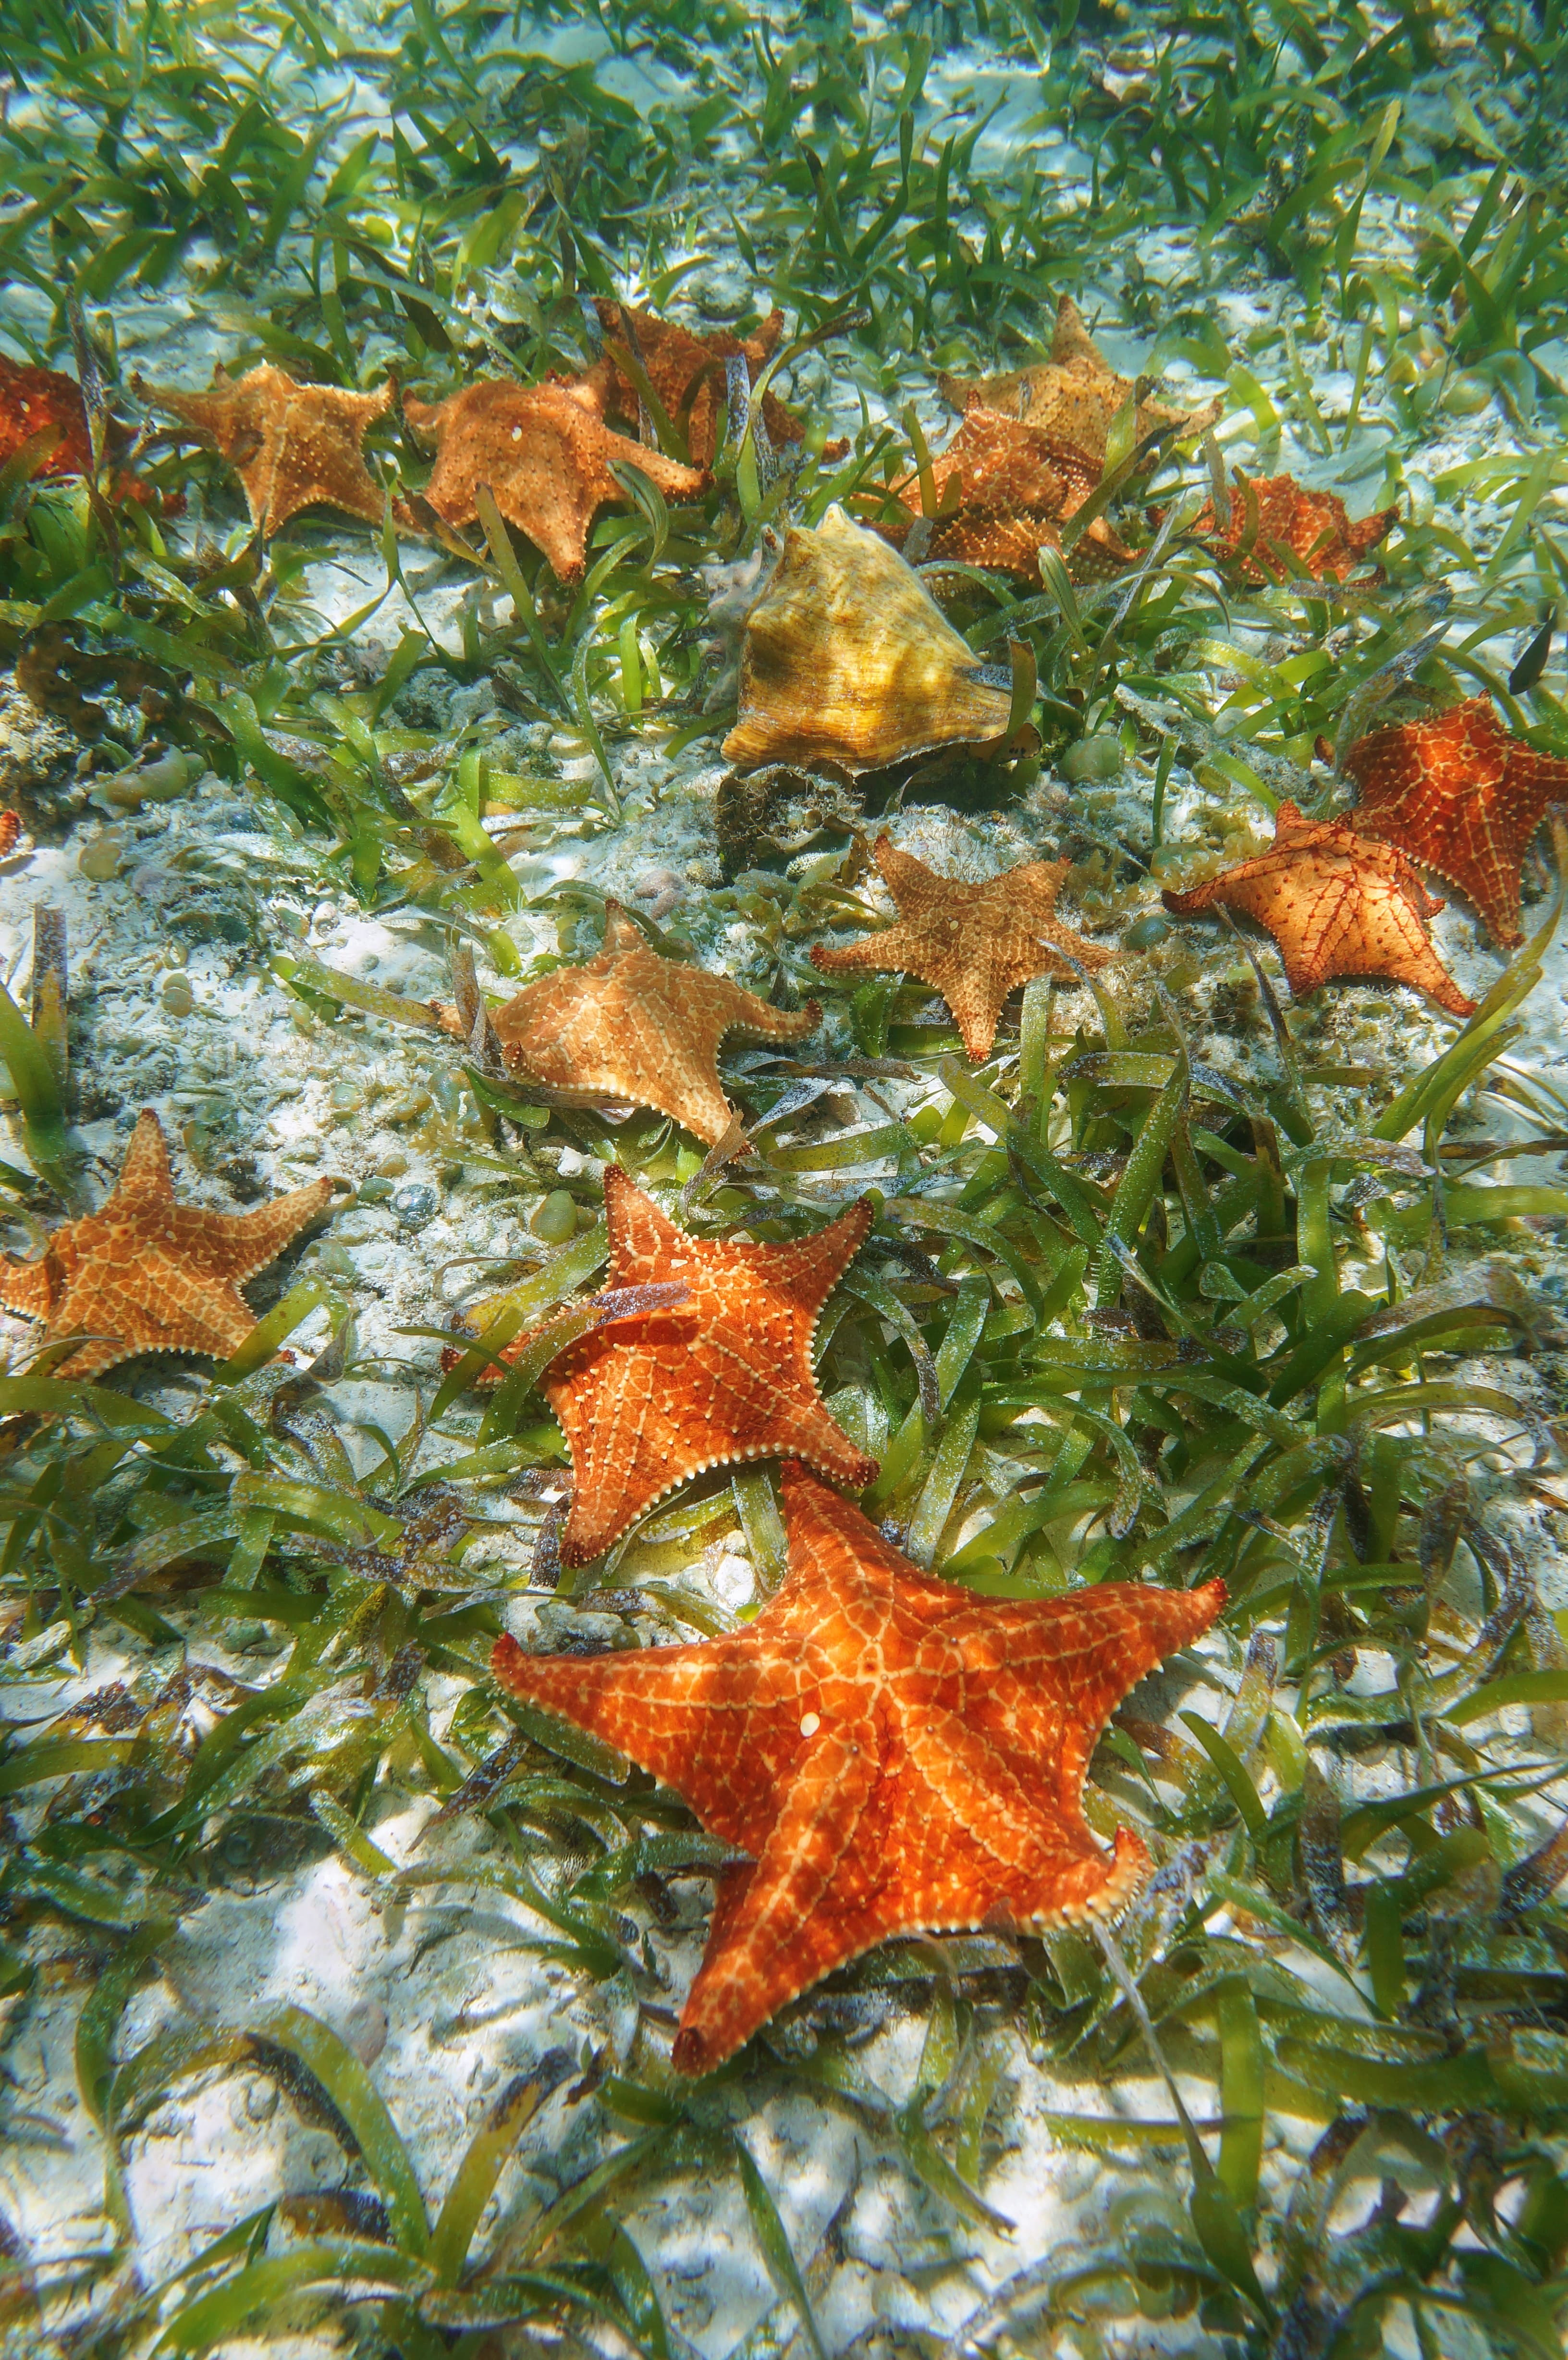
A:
[0,1112,343,1380]
[935,296,1219,471]
[140,364,393,535]
[1187,471,1396,585]
[876,407,1134,583]
[1344,696,1568,947]
[810,835,1114,1059]
[1162,802,1475,1016]
[435,910,817,1148]
[403,378,708,582]
[480,1168,875,1567]
[494,1461,1225,2072]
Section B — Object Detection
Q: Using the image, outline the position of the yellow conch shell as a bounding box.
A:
[721,505,1014,775]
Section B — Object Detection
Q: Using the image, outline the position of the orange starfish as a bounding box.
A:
[478,1168,875,1568]
[876,408,1134,583]
[402,378,709,583]
[0,1112,343,1380]
[810,835,1114,1059]
[495,1460,1225,2072]
[434,908,817,1148]
[0,354,95,481]
[1162,802,1475,1016]
[139,363,394,535]
[936,296,1219,472]
[1188,471,1396,584]
[589,300,843,468]
[1344,696,1568,948]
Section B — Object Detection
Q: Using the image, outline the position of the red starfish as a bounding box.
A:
[1162,802,1475,1016]
[876,408,1134,583]
[494,1461,1225,2072]
[1188,471,1396,584]
[483,1168,876,1566]
[1344,696,1568,947]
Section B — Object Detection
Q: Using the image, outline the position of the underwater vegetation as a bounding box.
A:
[2,0,1568,2353]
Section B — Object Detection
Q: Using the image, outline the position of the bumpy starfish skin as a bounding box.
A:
[494,1460,1226,2071]
[143,364,393,534]
[402,379,709,582]
[492,1167,876,1568]
[878,408,1134,583]
[811,835,1114,1059]
[1345,696,1568,947]
[1162,802,1475,1016]
[450,910,818,1146]
[0,1112,343,1380]
[936,295,1219,470]
[1189,472,1396,584]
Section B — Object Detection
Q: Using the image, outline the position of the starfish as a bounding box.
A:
[1162,802,1475,1016]
[1187,471,1396,585]
[875,408,1135,583]
[809,835,1115,1060]
[588,300,844,469]
[0,354,95,482]
[402,378,709,583]
[1344,696,1568,948]
[935,296,1220,473]
[0,1112,343,1381]
[434,908,818,1147]
[475,1168,876,1568]
[494,1460,1225,2072]
[139,363,394,536]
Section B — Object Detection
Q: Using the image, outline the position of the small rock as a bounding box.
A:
[391,1180,439,1229]
[344,1995,389,2066]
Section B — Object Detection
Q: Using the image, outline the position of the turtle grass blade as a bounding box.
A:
[0,977,76,1203]
[429,2051,575,2285]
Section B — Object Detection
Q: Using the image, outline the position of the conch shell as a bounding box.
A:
[722,504,1015,775]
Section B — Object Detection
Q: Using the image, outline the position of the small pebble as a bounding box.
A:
[1061,733,1123,784]
[392,1180,440,1229]
[159,973,195,1016]
[1124,914,1169,951]
[531,1189,577,1243]
[79,836,122,882]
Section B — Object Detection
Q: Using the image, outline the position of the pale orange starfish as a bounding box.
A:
[0,1112,344,1380]
[403,378,709,582]
[140,363,394,535]
[495,1459,1226,2072]
[810,835,1114,1059]
[436,907,818,1148]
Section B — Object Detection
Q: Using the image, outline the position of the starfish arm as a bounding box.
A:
[733,1197,872,1316]
[600,1161,683,1284]
[167,1179,339,1284]
[0,1254,57,1320]
[110,1111,175,1209]
[672,1715,882,2073]
[491,1630,801,1851]
[809,915,928,986]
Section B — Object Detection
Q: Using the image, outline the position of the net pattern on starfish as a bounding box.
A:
[403,379,708,583]
[877,408,1134,583]
[486,1168,876,1568]
[935,296,1219,471]
[810,835,1114,1059]
[1344,695,1568,947]
[0,1111,343,1380]
[142,363,393,535]
[436,909,818,1146]
[1187,472,1396,584]
[1162,801,1475,1016]
[494,1460,1226,2071]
